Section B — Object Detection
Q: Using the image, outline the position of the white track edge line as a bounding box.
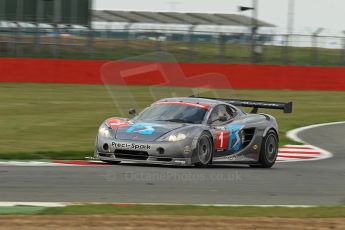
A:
[0,202,68,207]
[0,202,331,208]
[285,121,345,162]
[287,121,345,143]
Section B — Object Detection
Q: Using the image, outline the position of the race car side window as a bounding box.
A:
[208,105,234,125]
[226,105,237,117]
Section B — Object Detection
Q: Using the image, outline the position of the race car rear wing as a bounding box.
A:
[189,96,293,114]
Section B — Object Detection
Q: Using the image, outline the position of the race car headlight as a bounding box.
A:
[98,123,112,138]
[166,133,187,142]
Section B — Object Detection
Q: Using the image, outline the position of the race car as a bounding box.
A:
[93,97,292,168]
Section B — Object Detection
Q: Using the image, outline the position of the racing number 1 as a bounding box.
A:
[219,132,224,148]
[216,130,229,150]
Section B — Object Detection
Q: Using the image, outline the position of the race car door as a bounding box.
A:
[208,104,243,158]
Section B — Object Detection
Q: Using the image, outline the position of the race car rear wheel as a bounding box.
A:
[250,129,278,168]
[195,132,213,167]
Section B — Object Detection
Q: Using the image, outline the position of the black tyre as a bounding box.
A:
[102,160,121,165]
[194,132,213,167]
[250,130,278,168]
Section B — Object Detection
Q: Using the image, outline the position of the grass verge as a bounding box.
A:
[1,83,344,160]
[15,204,345,218]
[0,206,46,215]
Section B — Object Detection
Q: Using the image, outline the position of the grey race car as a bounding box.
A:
[94,97,292,168]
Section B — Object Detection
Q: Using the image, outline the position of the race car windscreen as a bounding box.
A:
[135,103,208,124]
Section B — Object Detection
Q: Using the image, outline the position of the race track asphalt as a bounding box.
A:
[0,123,344,205]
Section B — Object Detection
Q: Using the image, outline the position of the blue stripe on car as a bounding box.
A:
[126,123,155,135]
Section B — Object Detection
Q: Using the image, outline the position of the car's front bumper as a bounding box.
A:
[95,154,193,166]
[95,136,197,166]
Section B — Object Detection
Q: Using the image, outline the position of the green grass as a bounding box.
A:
[0,83,344,160]
[1,204,345,218]
[0,206,46,215]
[35,204,345,218]
[2,204,345,218]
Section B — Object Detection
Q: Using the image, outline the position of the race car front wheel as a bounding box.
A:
[250,129,278,168]
[195,132,213,167]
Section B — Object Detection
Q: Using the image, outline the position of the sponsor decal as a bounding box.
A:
[112,142,151,150]
[213,154,246,162]
[106,118,129,129]
[184,146,192,153]
[226,124,244,152]
[126,123,156,135]
[215,125,244,152]
[225,155,245,161]
[215,126,226,131]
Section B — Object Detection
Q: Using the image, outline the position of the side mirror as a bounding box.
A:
[128,108,136,116]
